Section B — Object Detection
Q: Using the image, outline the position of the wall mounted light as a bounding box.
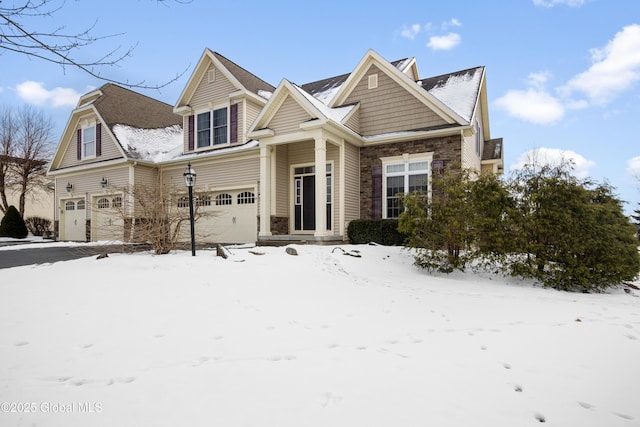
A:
[101,177,108,188]
[66,182,73,192]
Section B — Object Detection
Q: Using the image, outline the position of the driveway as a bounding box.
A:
[0,244,148,269]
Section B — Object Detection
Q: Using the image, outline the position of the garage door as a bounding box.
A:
[61,198,86,241]
[92,195,125,242]
[195,189,257,244]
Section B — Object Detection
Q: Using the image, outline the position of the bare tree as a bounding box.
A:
[0,0,189,89]
[105,181,212,254]
[0,105,53,217]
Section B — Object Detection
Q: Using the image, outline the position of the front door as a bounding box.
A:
[293,164,332,232]
[62,198,86,241]
[294,175,315,231]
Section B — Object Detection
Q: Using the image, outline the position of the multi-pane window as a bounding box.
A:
[384,158,430,218]
[77,200,85,210]
[112,196,122,208]
[196,194,211,207]
[177,196,189,208]
[83,126,96,158]
[237,191,255,204]
[97,198,110,209]
[65,201,75,211]
[216,193,232,206]
[196,107,228,148]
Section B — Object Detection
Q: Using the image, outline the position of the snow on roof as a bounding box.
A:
[427,67,483,122]
[292,84,354,123]
[113,124,183,163]
[257,90,273,100]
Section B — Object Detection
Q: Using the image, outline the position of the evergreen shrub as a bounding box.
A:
[347,219,407,246]
[0,205,29,239]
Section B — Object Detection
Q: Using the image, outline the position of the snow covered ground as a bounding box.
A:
[0,243,639,426]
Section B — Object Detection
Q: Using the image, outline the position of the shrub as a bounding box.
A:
[347,219,407,246]
[24,216,51,236]
[0,205,29,239]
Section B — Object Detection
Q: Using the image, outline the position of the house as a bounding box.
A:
[47,49,503,244]
[1,155,54,227]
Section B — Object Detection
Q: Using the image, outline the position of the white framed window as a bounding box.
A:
[177,196,189,208]
[65,201,75,211]
[237,191,255,205]
[215,193,232,206]
[97,198,110,209]
[196,194,211,207]
[381,153,432,219]
[196,106,228,149]
[82,125,96,158]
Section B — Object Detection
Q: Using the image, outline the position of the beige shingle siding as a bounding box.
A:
[268,96,313,135]
[59,119,121,168]
[343,65,447,136]
[344,107,360,133]
[190,64,236,110]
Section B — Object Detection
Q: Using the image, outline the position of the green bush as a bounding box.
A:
[25,216,51,236]
[347,219,407,246]
[0,205,29,239]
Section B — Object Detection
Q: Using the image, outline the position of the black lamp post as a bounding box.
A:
[183,162,197,256]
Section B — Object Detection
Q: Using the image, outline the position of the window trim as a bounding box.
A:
[82,124,96,159]
[381,153,433,219]
[194,105,229,150]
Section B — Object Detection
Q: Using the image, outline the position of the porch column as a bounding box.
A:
[314,137,328,237]
[259,145,272,236]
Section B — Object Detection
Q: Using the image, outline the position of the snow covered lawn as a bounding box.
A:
[0,244,639,426]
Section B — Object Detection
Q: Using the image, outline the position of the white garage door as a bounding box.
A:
[61,198,86,241]
[92,195,125,242]
[195,189,257,244]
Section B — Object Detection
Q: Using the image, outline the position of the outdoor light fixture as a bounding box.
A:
[66,182,73,192]
[183,162,197,256]
[101,177,108,188]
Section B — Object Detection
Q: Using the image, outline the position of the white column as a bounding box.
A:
[314,137,328,237]
[259,145,272,236]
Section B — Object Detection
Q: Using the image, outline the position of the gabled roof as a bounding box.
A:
[174,49,275,111]
[92,84,181,131]
[49,84,183,171]
[300,58,418,105]
[420,66,484,123]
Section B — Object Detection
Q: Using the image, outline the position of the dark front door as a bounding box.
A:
[294,175,315,231]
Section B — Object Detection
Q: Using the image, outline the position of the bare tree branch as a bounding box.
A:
[0,0,190,90]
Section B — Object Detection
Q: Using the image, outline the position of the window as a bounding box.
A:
[65,201,75,211]
[215,193,232,206]
[83,126,96,158]
[237,191,255,204]
[177,196,189,208]
[383,155,431,219]
[77,200,85,210]
[196,107,228,148]
[112,196,122,208]
[97,198,110,209]
[196,194,211,207]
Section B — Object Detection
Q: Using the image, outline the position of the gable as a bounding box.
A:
[265,95,314,135]
[190,62,238,110]
[343,64,448,136]
[52,110,126,171]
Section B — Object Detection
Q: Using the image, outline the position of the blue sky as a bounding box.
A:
[2,0,639,213]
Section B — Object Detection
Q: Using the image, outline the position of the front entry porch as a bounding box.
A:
[258,134,346,243]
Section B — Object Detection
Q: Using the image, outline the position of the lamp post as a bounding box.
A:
[183,162,197,256]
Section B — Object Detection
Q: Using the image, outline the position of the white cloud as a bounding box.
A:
[562,24,640,105]
[15,81,81,108]
[510,148,596,179]
[627,156,640,178]
[442,18,462,30]
[427,33,461,51]
[401,24,422,40]
[532,0,587,7]
[495,88,565,124]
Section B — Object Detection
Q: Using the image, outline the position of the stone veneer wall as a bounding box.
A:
[359,135,462,219]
